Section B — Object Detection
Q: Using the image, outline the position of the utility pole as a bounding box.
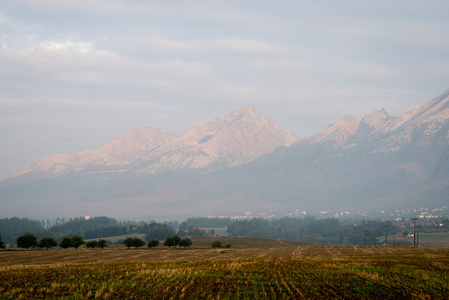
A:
[411,218,419,247]
[416,225,421,246]
[383,225,389,246]
[363,230,366,246]
[392,232,396,246]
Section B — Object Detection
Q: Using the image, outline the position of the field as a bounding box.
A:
[381,232,449,247]
[199,227,229,237]
[1,237,448,299]
[417,232,449,245]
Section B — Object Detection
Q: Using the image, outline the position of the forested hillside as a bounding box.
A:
[0,217,177,245]
[2,215,448,247]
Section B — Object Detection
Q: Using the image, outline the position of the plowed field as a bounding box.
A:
[1,239,448,299]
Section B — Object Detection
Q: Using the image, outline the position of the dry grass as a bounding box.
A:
[1,238,448,299]
[1,244,449,267]
[190,236,316,248]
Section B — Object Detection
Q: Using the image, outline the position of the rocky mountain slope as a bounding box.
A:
[1,89,448,219]
[71,127,177,171]
[134,107,298,174]
[9,107,298,179]
[299,109,393,146]
[12,127,177,179]
[365,89,449,153]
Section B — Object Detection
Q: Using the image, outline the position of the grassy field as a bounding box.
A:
[199,227,229,237]
[418,232,449,241]
[1,238,448,299]
[390,232,449,247]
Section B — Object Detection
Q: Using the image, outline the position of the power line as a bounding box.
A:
[410,218,419,247]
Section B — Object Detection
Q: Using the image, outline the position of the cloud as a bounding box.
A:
[1,0,449,177]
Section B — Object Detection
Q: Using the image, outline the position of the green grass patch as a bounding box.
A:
[418,232,449,241]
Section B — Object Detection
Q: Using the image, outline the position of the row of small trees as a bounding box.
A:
[7,233,112,250]
[14,233,88,250]
[85,239,108,249]
[163,235,192,248]
[123,235,192,249]
[4,233,227,250]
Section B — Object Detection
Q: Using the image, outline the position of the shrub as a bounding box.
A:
[163,237,176,248]
[124,237,146,249]
[71,235,85,250]
[60,237,73,249]
[0,235,5,249]
[85,241,98,249]
[98,239,108,249]
[211,240,222,248]
[178,238,192,248]
[16,233,38,249]
[163,235,182,248]
[148,239,160,248]
[39,237,58,250]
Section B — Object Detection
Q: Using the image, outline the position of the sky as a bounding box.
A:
[1,0,449,178]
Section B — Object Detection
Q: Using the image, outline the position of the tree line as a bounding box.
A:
[226,216,395,245]
[0,216,178,246]
[182,216,399,245]
[12,233,89,250]
[0,217,47,244]
[5,233,194,250]
[123,235,192,249]
[0,215,422,247]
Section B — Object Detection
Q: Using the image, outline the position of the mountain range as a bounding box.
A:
[1,89,449,220]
